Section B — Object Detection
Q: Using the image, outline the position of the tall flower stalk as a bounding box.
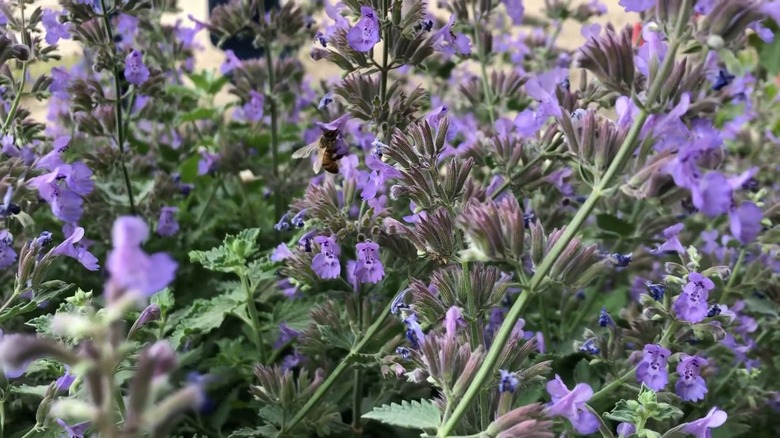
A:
[99,0,137,215]
[436,0,695,435]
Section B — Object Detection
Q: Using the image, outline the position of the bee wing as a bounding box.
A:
[313,147,326,174]
[292,142,319,159]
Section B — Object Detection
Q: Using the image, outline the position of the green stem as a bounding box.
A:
[2,1,27,134]
[471,2,495,125]
[258,1,281,219]
[351,370,363,434]
[437,4,692,434]
[280,295,398,435]
[379,0,390,142]
[18,425,42,438]
[240,271,266,363]
[720,247,745,303]
[100,0,136,215]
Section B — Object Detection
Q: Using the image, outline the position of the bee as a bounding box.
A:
[292,128,342,174]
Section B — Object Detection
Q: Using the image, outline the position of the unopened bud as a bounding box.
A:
[128,304,161,339]
[706,35,724,50]
[49,399,95,422]
[11,44,30,61]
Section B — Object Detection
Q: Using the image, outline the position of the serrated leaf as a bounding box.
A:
[227,426,278,438]
[169,290,243,348]
[362,399,441,430]
[150,289,175,313]
[189,228,262,273]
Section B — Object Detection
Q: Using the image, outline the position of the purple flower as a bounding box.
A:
[675,354,708,402]
[65,162,94,196]
[433,15,471,57]
[116,13,140,47]
[197,150,220,175]
[354,240,384,283]
[402,313,425,348]
[692,172,733,217]
[221,50,242,74]
[617,422,636,438]
[271,243,293,262]
[619,0,655,12]
[56,419,90,438]
[42,9,71,45]
[347,6,381,52]
[55,365,76,392]
[0,230,16,269]
[156,206,179,237]
[238,90,265,123]
[636,28,668,79]
[1,134,18,157]
[499,369,519,393]
[444,306,465,338]
[52,226,99,271]
[681,407,727,438]
[654,223,685,254]
[545,375,599,435]
[502,0,525,25]
[107,216,178,297]
[729,202,762,244]
[273,322,301,349]
[311,235,341,279]
[124,50,150,86]
[673,272,714,323]
[636,344,671,391]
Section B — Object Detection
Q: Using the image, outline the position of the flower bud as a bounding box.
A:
[0,334,78,378]
[11,44,31,61]
[128,303,161,339]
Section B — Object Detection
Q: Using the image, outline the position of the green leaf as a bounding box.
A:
[169,289,244,348]
[151,289,175,314]
[596,213,635,237]
[362,399,441,431]
[227,426,278,438]
[180,107,217,123]
[208,75,231,95]
[178,154,201,183]
[189,228,261,273]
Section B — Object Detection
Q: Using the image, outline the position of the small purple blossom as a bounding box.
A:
[403,313,425,348]
[675,354,708,402]
[55,365,76,392]
[354,240,384,283]
[499,369,519,393]
[124,50,150,86]
[238,90,265,123]
[221,50,242,74]
[271,243,293,262]
[673,272,715,324]
[617,422,636,438]
[654,223,685,254]
[52,226,99,271]
[156,207,179,237]
[107,216,178,298]
[545,375,599,435]
[198,150,220,175]
[444,306,465,338]
[636,344,670,391]
[0,230,16,269]
[56,419,90,438]
[680,407,727,438]
[729,202,762,244]
[347,6,381,52]
[42,9,71,45]
[311,235,341,279]
[619,0,655,12]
